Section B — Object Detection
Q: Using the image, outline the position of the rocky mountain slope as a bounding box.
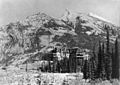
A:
[0,10,120,66]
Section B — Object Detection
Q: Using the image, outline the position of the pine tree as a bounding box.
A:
[92,41,99,79]
[105,25,112,80]
[105,53,112,80]
[101,43,106,80]
[97,41,102,78]
[83,60,89,80]
[88,60,92,79]
[105,25,110,54]
[90,56,96,80]
[97,42,106,80]
[112,48,115,78]
[112,38,119,79]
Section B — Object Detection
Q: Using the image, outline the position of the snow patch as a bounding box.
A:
[89,13,111,23]
[86,31,92,35]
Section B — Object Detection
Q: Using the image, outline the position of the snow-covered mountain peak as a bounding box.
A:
[61,10,113,24]
[60,9,81,21]
[88,12,111,23]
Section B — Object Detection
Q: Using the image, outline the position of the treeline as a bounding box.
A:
[83,25,119,80]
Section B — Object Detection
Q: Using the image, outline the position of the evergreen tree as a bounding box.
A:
[88,60,92,79]
[104,53,112,80]
[112,38,119,79]
[101,43,106,80]
[97,42,106,80]
[105,25,110,53]
[105,25,112,80]
[90,56,96,80]
[83,60,89,80]
[97,41,102,78]
[92,42,98,79]
[112,48,115,78]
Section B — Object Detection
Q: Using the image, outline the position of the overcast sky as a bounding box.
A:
[0,0,120,26]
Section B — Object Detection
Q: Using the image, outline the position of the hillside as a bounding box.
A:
[0,11,120,66]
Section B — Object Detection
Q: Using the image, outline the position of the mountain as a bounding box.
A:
[0,10,120,66]
[88,13,111,23]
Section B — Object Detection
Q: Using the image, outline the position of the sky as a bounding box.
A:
[0,0,120,26]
